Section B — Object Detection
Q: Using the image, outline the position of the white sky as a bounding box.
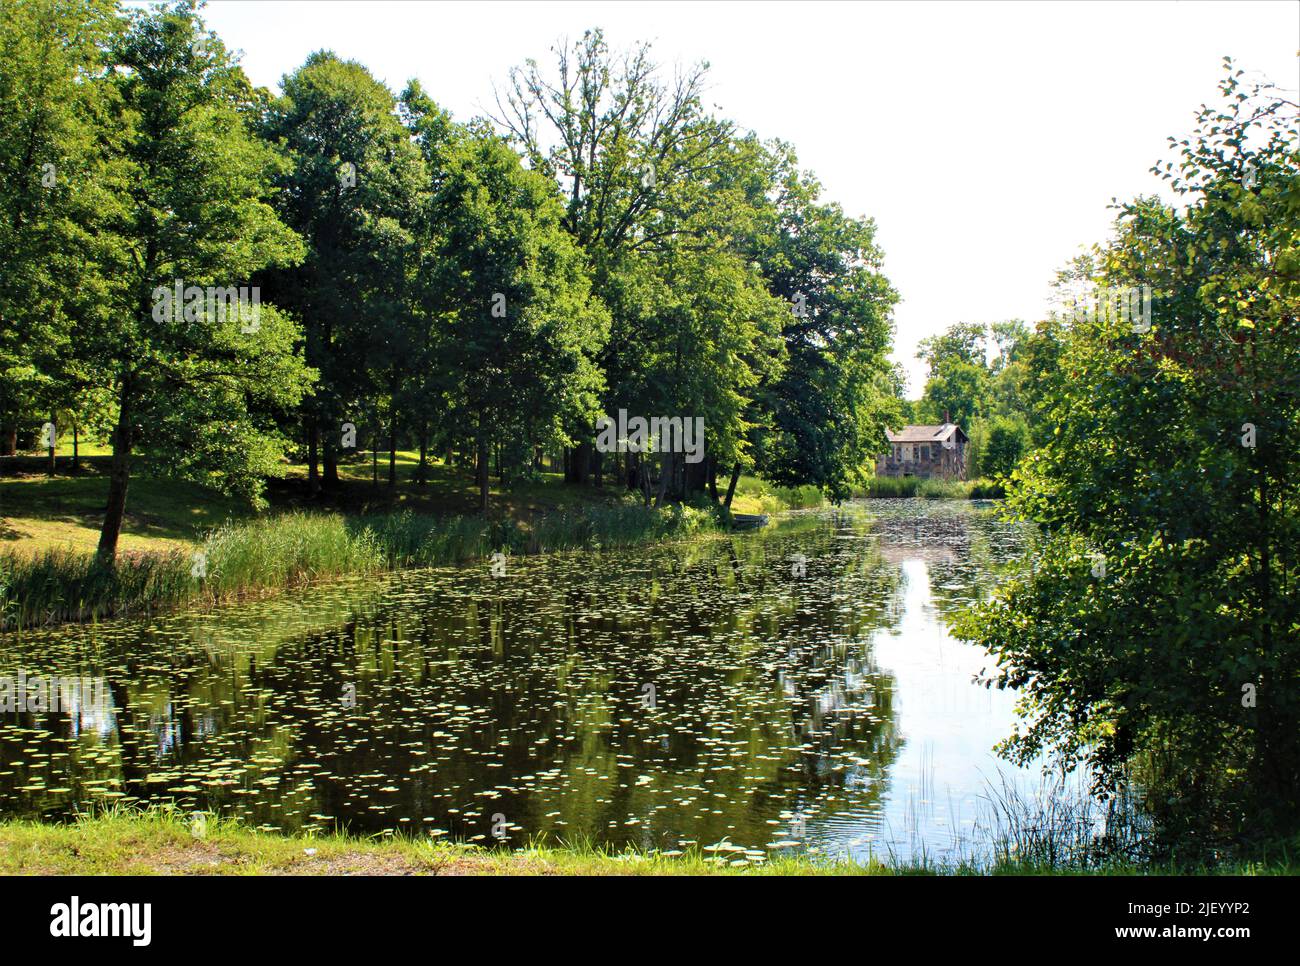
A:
[194,0,1299,395]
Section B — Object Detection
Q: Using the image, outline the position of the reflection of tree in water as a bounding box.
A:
[859,500,1028,624]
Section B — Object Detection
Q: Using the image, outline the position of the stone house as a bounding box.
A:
[876,414,968,480]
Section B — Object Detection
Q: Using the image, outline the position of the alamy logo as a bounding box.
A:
[151,280,261,332]
[595,409,705,464]
[0,672,107,714]
[50,896,151,946]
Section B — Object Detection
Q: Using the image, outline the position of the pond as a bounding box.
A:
[0,499,1066,864]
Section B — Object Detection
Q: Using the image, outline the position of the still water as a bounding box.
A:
[0,499,1057,863]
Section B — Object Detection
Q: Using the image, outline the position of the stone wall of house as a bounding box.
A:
[875,439,966,480]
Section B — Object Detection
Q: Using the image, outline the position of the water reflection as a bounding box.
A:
[0,500,1039,862]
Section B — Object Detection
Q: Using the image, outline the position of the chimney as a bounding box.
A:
[943,409,951,425]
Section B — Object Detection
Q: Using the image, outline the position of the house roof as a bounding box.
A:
[885,423,966,443]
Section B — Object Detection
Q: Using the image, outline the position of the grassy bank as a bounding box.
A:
[0,449,1005,631]
[0,502,719,629]
[0,451,789,555]
[0,809,1292,876]
[855,476,1005,499]
[0,448,821,629]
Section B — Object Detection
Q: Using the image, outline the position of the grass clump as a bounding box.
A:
[856,477,1005,499]
[0,545,193,629]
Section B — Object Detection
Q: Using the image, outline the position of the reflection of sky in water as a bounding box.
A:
[826,558,1036,862]
[1,501,1082,865]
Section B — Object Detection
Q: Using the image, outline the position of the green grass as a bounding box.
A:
[729,475,825,514]
[855,476,1005,499]
[0,470,252,554]
[1,451,831,630]
[0,807,1292,876]
[0,503,724,629]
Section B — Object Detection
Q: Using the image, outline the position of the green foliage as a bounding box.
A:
[958,63,1300,850]
[4,10,902,534]
[981,416,1031,479]
[27,0,320,559]
[261,49,428,481]
[496,33,897,503]
[428,123,609,507]
[0,0,124,448]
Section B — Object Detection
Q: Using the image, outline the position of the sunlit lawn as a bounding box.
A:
[2,445,776,557]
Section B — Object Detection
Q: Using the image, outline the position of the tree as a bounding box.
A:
[749,140,899,502]
[958,63,1300,848]
[496,34,898,503]
[0,0,122,457]
[493,30,758,492]
[87,1,312,561]
[398,79,455,485]
[431,124,608,513]
[261,50,427,492]
[980,415,1029,479]
[915,322,990,427]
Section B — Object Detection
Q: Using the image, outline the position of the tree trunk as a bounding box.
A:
[417,420,428,485]
[97,384,134,564]
[0,424,15,457]
[574,441,592,485]
[684,453,707,498]
[722,462,742,512]
[72,418,80,472]
[477,427,490,515]
[654,452,672,507]
[307,420,320,495]
[388,419,397,487]
[46,412,55,475]
[323,435,339,485]
[707,456,719,503]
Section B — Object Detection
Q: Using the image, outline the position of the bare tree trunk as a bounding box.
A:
[477,426,490,515]
[417,420,428,485]
[307,419,320,494]
[324,434,339,485]
[722,462,742,512]
[388,418,397,488]
[46,412,55,475]
[71,417,80,472]
[654,452,672,507]
[97,382,134,564]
